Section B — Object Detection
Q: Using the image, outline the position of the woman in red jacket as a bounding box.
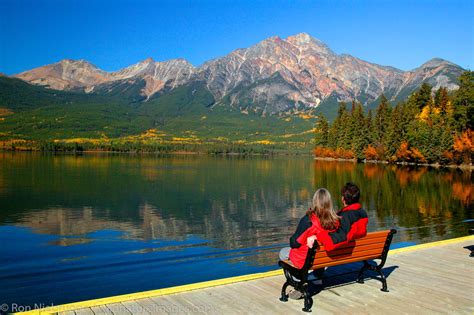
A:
[279,188,340,269]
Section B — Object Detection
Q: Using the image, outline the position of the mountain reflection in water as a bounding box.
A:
[0,153,472,307]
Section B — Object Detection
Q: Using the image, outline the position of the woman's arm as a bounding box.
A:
[289,215,312,248]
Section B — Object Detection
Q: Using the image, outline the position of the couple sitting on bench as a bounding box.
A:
[279,183,367,294]
[279,182,368,277]
[279,182,396,312]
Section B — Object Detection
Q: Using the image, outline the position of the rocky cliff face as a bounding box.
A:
[108,58,196,99]
[14,33,464,115]
[15,59,111,91]
[16,58,196,98]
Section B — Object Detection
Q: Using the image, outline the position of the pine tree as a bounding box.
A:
[434,87,450,115]
[384,104,402,159]
[416,83,433,110]
[365,109,375,144]
[340,107,352,149]
[351,102,366,160]
[453,71,474,131]
[315,115,329,147]
[374,94,390,144]
[329,102,348,148]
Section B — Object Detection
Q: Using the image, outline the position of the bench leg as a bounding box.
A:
[357,260,370,284]
[302,284,313,312]
[357,261,389,292]
[279,281,289,302]
[376,267,389,292]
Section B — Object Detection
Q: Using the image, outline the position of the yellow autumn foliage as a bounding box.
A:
[417,105,440,122]
[251,140,275,145]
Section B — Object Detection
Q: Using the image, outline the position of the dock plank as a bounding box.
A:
[105,303,132,315]
[74,308,94,315]
[90,305,113,315]
[57,237,474,315]
[121,300,150,315]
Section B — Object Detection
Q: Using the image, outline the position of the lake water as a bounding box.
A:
[0,152,472,308]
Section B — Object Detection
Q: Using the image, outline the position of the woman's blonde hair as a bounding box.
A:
[307,188,339,230]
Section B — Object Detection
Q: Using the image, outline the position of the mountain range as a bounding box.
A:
[0,33,466,146]
[13,33,464,115]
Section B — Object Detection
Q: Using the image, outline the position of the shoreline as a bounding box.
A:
[1,149,472,168]
[0,145,472,169]
[313,156,473,170]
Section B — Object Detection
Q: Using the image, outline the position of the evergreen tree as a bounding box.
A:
[434,87,450,115]
[365,109,375,144]
[374,94,390,144]
[384,104,403,159]
[351,102,366,160]
[315,114,329,147]
[329,102,348,148]
[453,71,474,131]
[350,100,356,114]
[340,107,352,149]
[416,83,433,110]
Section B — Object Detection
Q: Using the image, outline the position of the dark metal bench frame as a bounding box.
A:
[278,229,397,312]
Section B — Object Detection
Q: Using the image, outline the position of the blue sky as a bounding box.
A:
[1,0,473,75]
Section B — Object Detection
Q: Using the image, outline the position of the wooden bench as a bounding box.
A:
[278,229,397,312]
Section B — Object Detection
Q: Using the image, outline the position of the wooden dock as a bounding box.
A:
[17,236,474,314]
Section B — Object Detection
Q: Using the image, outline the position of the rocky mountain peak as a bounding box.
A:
[142,57,155,64]
[285,33,333,56]
[12,33,464,114]
[418,58,451,69]
[59,58,98,68]
[286,32,312,44]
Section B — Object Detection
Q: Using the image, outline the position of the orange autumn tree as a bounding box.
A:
[393,141,426,163]
[453,129,474,164]
[364,144,378,160]
[410,147,427,163]
[395,141,411,162]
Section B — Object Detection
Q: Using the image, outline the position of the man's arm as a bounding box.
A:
[328,209,368,245]
[328,213,353,244]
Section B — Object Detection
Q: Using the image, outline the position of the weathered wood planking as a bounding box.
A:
[60,238,474,315]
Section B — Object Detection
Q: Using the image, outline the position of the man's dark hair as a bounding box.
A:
[341,182,360,205]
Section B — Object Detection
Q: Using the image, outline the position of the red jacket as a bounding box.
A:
[288,204,368,268]
[289,213,339,269]
[316,203,368,251]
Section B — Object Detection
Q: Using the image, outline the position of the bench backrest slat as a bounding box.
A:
[311,253,383,269]
[307,229,394,270]
[314,242,386,259]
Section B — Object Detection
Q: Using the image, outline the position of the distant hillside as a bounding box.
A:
[0,77,316,146]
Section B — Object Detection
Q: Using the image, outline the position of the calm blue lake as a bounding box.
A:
[0,152,472,308]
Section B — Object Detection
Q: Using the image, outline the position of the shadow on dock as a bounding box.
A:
[307,262,399,297]
[463,245,474,257]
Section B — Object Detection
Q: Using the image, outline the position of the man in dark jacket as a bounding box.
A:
[326,182,368,248]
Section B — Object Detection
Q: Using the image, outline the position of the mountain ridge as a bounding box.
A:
[12,33,464,116]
